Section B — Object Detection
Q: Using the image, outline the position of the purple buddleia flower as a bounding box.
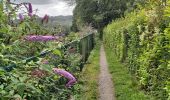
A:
[28,13,33,17]
[28,3,32,13]
[19,13,24,21]
[28,3,33,17]
[52,68,76,87]
[42,14,49,24]
[24,35,58,42]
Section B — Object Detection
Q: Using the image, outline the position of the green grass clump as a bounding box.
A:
[105,47,155,100]
[74,42,100,100]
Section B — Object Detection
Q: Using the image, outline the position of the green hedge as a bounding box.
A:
[103,8,170,99]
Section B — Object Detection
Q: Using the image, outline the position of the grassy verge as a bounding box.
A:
[74,42,100,100]
[105,47,155,100]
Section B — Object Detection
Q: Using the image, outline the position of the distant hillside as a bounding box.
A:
[14,15,73,29]
[38,16,73,27]
[47,15,73,27]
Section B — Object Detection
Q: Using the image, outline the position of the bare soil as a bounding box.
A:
[99,45,115,100]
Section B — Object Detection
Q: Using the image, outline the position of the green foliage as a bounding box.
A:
[72,0,135,32]
[75,40,100,100]
[105,46,154,100]
[103,1,170,99]
[0,1,94,99]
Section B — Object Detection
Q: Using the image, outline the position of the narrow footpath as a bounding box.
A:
[99,45,115,100]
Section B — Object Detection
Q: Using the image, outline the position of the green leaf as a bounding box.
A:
[0,84,4,90]
[168,61,170,69]
[13,94,22,99]
[10,76,19,83]
[41,64,52,72]
[53,49,61,57]
[17,83,26,97]
[9,90,14,96]
[25,22,31,30]
[19,76,27,82]
[27,84,42,93]
[0,68,5,75]
[1,90,6,95]
[53,75,60,80]
[58,43,62,48]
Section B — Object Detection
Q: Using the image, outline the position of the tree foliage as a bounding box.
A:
[72,0,134,32]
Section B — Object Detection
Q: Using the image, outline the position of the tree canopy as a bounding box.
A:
[71,0,136,32]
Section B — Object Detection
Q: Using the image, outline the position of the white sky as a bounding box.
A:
[12,0,75,17]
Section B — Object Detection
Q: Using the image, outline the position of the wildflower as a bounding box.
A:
[28,13,33,17]
[28,3,33,17]
[52,68,76,87]
[19,13,24,21]
[28,3,32,13]
[42,14,49,24]
[24,35,58,42]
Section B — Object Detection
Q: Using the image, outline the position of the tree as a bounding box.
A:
[72,0,133,29]
[72,0,131,39]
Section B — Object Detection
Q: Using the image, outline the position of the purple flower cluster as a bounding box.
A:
[18,3,49,23]
[19,13,24,21]
[18,3,33,22]
[53,68,77,87]
[28,3,33,17]
[42,14,49,24]
[24,35,59,42]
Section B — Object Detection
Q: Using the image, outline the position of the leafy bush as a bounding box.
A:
[103,2,170,99]
[0,1,83,99]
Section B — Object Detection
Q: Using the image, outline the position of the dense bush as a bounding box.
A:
[0,1,83,99]
[103,1,170,99]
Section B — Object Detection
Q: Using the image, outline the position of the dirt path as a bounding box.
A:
[99,45,115,100]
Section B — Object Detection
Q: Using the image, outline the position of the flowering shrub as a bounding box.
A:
[19,13,24,21]
[53,68,77,87]
[24,35,58,42]
[28,3,33,17]
[0,1,82,100]
[42,14,49,24]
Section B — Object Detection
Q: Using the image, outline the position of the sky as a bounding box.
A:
[12,0,75,17]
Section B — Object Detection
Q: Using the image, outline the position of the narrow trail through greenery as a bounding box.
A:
[1,0,170,100]
[99,44,115,100]
[105,47,155,100]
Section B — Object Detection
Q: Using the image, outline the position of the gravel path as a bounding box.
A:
[99,45,115,100]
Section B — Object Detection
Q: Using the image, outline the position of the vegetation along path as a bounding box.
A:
[99,44,115,100]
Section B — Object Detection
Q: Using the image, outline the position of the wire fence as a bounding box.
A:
[3,33,95,72]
